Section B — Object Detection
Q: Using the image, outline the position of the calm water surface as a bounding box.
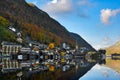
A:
[1,52,120,80]
[79,59,120,80]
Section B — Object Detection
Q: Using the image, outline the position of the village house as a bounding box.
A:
[1,41,22,56]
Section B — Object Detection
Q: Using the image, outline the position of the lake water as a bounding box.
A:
[79,58,120,80]
[0,53,120,80]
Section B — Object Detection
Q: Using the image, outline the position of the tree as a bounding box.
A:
[48,43,55,49]
[0,16,9,27]
[0,25,16,42]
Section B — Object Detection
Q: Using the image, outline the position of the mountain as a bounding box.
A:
[70,33,95,51]
[106,41,120,55]
[0,0,94,50]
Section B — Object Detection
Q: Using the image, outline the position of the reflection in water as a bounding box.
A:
[0,49,97,80]
[105,58,120,73]
[0,48,120,80]
[79,64,120,80]
[79,58,120,80]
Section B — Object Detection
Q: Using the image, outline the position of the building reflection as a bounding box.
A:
[0,53,99,80]
[0,42,108,80]
[2,58,21,72]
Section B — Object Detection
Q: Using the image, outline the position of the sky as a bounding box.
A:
[26,0,120,50]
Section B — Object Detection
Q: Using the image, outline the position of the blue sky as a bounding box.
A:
[26,0,120,50]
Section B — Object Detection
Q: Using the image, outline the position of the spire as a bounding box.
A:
[76,39,78,50]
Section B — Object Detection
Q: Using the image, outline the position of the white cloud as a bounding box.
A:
[42,0,73,14]
[102,37,110,45]
[77,0,96,18]
[93,37,113,50]
[77,13,88,18]
[51,0,58,3]
[78,0,93,7]
[100,8,120,24]
[40,0,96,18]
